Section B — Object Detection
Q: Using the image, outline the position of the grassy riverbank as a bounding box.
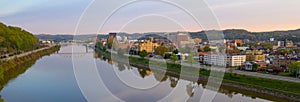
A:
[97,49,300,101]
[129,56,300,99]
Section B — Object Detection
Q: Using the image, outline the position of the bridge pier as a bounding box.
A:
[86,45,88,53]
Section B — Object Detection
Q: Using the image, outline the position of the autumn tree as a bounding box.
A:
[155,46,168,57]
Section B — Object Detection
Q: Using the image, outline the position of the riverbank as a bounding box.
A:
[0,45,58,62]
[0,45,60,102]
[96,49,300,101]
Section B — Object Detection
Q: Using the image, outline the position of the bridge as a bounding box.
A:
[56,42,95,58]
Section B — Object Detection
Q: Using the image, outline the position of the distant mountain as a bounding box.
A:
[35,34,97,42]
[190,28,300,42]
[36,28,300,43]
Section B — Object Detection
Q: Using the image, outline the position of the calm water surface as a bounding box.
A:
[0,45,279,102]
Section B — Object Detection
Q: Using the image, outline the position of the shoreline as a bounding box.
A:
[129,61,299,101]
[96,49,300,101]
[0,45,60,102]
[0,45,60,74]
[0,44,58,62]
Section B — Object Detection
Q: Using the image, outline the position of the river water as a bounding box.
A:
[0,45,283,102]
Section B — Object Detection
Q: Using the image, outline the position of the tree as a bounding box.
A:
[96,42,103,48]
[139,50,147,59]
[0,22,39,54]
[155,46,168,57]
[252,63,259,71]
[102,46,106,52]
[171,54,178,63]
[288,49,294,54]
[280,49,289,56]
[168,45,175,52]
[288,62,300,77]
[260,42,273,50]
[203,46,211,52]
[173,49,179,54]
[197,48,202,52]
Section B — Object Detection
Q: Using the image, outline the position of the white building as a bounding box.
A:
[203,54,227,67]
[204,54,246,67]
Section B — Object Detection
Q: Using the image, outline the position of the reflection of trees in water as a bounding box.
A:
[169,76,179,88]
[0,47,59,102]
[117,63,126,72]
[137,68,152,78]
[186,82,198,97]
[152,69,168,82]
[96,51,279,101]
[218,88,235,98]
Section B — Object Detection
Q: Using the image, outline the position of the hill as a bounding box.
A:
[0,22,39,54]
[190,29,300,42]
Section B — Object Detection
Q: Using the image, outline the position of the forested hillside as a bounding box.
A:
[189,29,300,42]
[0,22,39,54]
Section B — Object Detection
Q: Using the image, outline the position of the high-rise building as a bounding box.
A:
[107,33,117,43]
[107,33,117,49]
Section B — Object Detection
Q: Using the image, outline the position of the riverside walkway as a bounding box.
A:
[0,45,57,61]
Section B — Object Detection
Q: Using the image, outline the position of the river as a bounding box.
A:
[0,45,285,102]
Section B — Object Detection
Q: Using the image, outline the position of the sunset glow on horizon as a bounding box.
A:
[0,0,300,34]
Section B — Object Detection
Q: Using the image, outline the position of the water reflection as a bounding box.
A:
[95,50,287,102]
[0,47,60,102]
[0,45,288,102]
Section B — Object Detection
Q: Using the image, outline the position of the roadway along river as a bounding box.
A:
[0,45,287,102]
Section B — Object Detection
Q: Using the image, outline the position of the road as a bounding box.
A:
[109,50,300,83]
[1,45,57,61]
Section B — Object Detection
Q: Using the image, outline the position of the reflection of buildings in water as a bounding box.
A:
[117,63,126,72]
[108,59,113,64]
[137,68,152,78]
[152,70,168,82]
[186,82,198,97]
[169,77,179,88]
[93,52,98,58]
[218,88,236,98]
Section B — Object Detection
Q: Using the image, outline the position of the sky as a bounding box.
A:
[0,0,300,34]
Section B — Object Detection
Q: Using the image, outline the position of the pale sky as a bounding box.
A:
[0,0,299,34]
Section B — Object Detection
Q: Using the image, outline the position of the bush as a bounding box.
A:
[139,50,147,59]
